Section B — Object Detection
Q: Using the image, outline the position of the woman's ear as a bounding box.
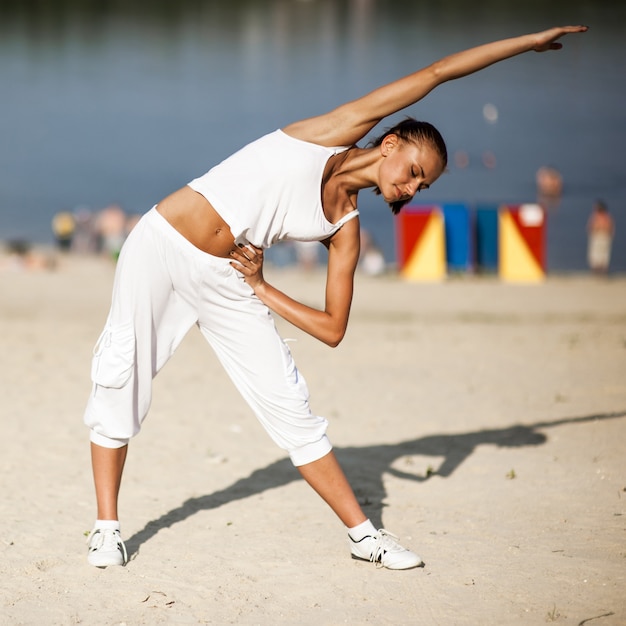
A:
[381,133,399,157]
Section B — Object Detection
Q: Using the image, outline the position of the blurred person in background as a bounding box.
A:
[96,204,127,262]
[51,211,76,252]
[536,165,563,210]
[359,229,386,276]
[587,200,615,275]
[294,240,321,271]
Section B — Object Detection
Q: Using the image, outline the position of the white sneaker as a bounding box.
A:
[349,529,423,570]
[86,527,128,567]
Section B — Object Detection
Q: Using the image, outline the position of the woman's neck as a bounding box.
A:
[326,146,380,193]
[321,147,380,222]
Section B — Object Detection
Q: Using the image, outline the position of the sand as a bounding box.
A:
[1,253,624,625]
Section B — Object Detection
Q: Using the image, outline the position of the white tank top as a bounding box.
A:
[187,130,359,248]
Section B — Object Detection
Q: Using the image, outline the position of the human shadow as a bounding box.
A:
[124,410,625,560]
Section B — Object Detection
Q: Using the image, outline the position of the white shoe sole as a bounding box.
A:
[88,552,125,567]
[351,552,424,570]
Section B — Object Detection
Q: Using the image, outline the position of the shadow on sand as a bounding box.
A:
[124,410,625,560]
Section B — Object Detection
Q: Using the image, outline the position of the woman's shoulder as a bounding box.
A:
[279,127,349,152]
[281,112,354,150]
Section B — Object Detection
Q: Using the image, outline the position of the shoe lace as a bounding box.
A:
[371,530,402,568]
[88,528,128,564]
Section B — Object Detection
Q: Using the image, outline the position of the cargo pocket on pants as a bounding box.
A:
[91,321,136,388]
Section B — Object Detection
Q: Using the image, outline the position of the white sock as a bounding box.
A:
[94,519,120,532]
[348,519,377,541]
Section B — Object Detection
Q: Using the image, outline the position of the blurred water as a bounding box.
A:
[1,0,624,271]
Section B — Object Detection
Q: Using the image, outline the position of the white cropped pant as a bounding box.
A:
[84,208,331,466]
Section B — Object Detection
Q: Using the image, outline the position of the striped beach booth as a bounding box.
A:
[498,203,546,282]
[474,204,499,273]
[442,202,473,272]
[395,205,446,281]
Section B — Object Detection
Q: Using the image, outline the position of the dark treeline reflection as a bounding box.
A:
[1,0,619,39]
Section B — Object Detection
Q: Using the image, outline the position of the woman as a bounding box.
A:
[85,25,587,570]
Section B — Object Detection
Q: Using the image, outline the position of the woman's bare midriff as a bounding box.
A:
[156,186,237,258]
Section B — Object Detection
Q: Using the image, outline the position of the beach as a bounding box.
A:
[1,254,625,625]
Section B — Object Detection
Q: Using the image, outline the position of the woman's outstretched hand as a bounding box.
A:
[532,25,588,52]
[230,244,266,291]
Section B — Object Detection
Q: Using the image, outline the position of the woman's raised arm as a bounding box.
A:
[284,25,587,147]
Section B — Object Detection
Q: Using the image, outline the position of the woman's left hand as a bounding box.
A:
[230,244,266,291]
[532,25,588,52]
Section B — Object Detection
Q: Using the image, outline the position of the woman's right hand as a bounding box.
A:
[230,244,266,292]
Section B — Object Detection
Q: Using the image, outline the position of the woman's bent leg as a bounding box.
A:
[196,259,423,569]
[297,450,366,528]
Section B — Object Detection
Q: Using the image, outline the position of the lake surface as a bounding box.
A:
[1,0,624,271]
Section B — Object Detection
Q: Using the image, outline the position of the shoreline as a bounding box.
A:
[2,244,625,280]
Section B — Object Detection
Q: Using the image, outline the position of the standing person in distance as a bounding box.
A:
[587,200,615,275]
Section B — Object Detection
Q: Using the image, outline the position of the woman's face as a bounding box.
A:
[378,135,445,204]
